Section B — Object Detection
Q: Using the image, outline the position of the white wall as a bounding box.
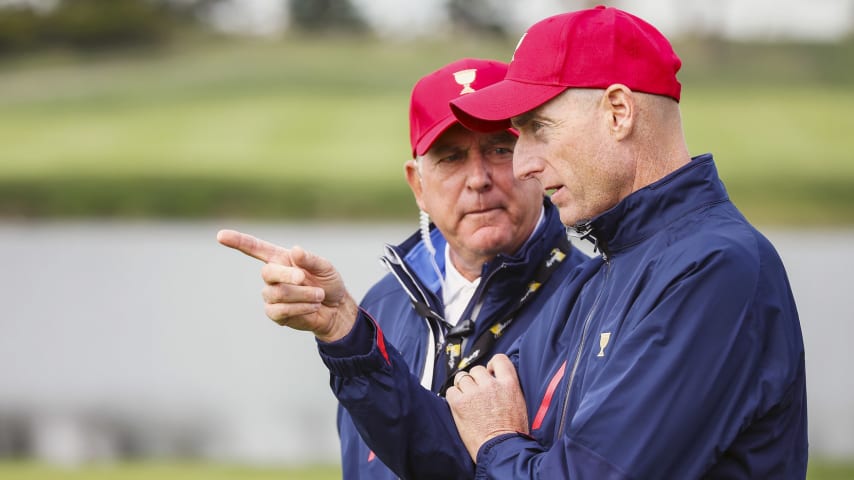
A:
[209,0,854,41]
[1,222,852,464]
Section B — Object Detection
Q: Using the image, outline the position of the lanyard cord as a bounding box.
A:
[436,234,573,395]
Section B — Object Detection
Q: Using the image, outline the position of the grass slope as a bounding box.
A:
[1,36,852,224]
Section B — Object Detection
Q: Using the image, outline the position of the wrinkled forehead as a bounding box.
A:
[510,88,597,129]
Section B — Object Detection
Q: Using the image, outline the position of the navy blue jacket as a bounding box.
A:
[321,155,808,479]
[335,198,588,479]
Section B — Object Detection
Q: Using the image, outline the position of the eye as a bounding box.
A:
[484,145,514,164]
[493,147,514,158]
[530,121,546,133]
[438,151,465,164]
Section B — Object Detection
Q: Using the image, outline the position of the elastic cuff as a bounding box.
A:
[317,309,391,377]
[317,308,373,357]
[475,432,520,468]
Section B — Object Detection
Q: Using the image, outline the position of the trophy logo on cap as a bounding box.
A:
[453,69,477,94]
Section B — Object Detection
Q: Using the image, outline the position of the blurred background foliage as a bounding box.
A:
[0,0,185,52]
[0,0,853,224]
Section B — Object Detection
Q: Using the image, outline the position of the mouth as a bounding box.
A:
[465,206,503,216]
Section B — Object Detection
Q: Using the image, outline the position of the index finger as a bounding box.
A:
[217,229,291,265]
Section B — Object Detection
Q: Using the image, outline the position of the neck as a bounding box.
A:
[631,100,691,191]
[448,248,488,282]
[632,142,691,191]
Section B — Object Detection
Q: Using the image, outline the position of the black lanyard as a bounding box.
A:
[437,234,573,395]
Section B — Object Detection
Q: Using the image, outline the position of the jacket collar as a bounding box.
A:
[573,154,728,258]
[386,198,566,296]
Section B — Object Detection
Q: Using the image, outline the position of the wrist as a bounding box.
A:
[315,294,358,343]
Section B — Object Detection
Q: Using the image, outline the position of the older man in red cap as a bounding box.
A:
[217,57,586,480]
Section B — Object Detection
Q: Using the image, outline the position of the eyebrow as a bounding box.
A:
[483,132,516,145]
[430,132,514,155]
[429,143,465,155]
[511,111,536,129]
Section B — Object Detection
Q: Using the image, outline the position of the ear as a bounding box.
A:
[603,84,634,141]
[404,159,427,211]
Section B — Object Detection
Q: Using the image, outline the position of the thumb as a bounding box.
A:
[291,246,349,306]
[290,246,335,277]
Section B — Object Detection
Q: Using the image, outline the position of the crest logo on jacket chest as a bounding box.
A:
[545,247,566,268]
[597,332,612,357]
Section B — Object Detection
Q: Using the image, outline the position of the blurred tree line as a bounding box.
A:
[0,0,362,54]
[0,0,519,54]
[0,0,188,52]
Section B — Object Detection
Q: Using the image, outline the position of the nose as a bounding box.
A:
[465,151,493,192]
[513,134,541,181]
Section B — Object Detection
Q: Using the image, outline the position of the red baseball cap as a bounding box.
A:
[409,58,510,158]
[450,6,682,132]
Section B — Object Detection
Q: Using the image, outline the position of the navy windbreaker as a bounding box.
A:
[320,155,808,479]
[334,198,589,479]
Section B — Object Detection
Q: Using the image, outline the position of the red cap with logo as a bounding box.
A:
[450,6,682,132]
[409,58,509,158]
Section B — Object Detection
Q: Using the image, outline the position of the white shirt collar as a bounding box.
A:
[442,244,481,327]
[440,205,546,326]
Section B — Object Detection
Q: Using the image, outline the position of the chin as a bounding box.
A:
[465,226,511,247]
[484,230,528,254]
[558,210,581,227]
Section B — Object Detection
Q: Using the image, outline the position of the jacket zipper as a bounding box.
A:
[555,257,611,440]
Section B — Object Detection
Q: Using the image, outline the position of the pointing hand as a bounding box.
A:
[217,229,358,342]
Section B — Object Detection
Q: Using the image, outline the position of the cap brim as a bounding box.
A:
[413,115,457,157]
[450,80,568,132]
[413,113,520,158]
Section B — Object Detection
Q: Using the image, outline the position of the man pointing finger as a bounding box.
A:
[217,229,356,341]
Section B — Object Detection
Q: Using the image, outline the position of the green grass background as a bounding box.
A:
[1,36,852,224]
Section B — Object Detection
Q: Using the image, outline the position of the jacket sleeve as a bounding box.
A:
[475,239,802,478]
[319,309,475,480]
